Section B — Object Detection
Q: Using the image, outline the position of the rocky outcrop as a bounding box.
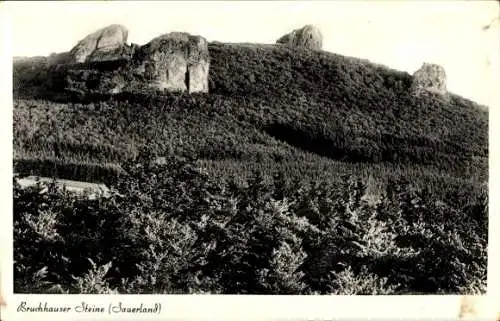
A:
[276,25,323,50]
[69,24,130,63]
[131,32,209,93]
[37,26,210,96]
[411,63,447,95]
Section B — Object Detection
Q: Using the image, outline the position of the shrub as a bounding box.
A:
[13,156,487,294]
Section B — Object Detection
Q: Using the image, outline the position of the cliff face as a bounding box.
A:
[130,32,209,93]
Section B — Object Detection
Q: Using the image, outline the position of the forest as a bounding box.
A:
[13,42,489,294]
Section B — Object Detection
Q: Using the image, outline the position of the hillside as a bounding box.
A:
[12,41,489,294]
[14,42,488,193]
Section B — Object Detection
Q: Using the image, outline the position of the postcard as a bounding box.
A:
[1,1,499,320]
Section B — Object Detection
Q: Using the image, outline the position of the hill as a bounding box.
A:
[12,41,488,294]
[13,42,488,199]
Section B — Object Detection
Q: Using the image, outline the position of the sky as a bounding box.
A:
[1,1,499,106]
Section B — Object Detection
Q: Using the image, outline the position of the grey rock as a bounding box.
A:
[132,32,209,93]
[69,24,129,63]
[277,25,323,50]
[411,63,447,96]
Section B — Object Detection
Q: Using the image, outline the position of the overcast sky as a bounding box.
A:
[2,1,499,106]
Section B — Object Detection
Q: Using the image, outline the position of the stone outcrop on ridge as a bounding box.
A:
[276,25,323,50]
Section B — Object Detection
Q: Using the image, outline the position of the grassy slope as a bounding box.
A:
[13,43,488,202]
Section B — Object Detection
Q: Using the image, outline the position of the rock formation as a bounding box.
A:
[131,32,209,93]
[411,63,447,95]
[42,26,210,95]
[69,24,130,63]
[276,25,323,50]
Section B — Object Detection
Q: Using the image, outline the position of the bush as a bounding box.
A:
[13,157,487,294]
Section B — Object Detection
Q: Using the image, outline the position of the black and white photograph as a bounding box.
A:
[3,0,497,302]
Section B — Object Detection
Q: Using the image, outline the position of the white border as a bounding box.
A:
[0,6,15,321]
[1,1,499,320]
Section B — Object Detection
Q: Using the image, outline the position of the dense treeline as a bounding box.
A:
[13,84,487,181]
[14,157,487,294]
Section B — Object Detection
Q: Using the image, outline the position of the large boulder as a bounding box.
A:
[69,24,129,63]
[411,63,447,95]
[276,25,323,50]
[132,32,209,93]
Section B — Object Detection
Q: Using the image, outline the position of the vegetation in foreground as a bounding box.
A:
[14,157,487,295]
